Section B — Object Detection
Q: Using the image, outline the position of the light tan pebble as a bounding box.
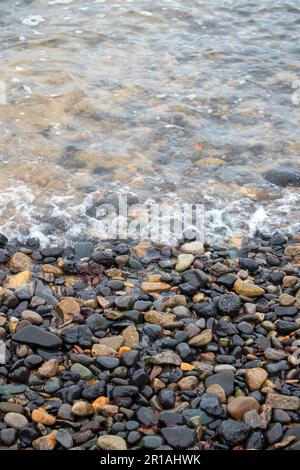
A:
[21,310,43,325]
[37,359,59,378]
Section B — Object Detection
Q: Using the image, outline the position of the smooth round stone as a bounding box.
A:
[96,357,120,369]
[175,254,194,272]
[24,354,43,368]
[4,412,28,430]
[172,306,191,319]
[142,435,164,449]
[44,378,61,394]
[0,428,17,446]
[56,428,73,449]
[70,363,93,380]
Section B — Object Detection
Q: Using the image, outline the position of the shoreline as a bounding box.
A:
[0,231,299,450]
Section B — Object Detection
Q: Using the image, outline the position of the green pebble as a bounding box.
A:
[71,363,93,380]
[235,389,245,397]
[261,320,276,331]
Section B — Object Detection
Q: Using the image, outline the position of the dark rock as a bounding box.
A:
[217,294,241,317]
[132,369,150,388]
[246,431,265,450]
[61,325,92,348]
[161,426,195,449]
[159,389,176,409]
[136,407,159,426]
[217,419,251,446]
[264,168,300,187]
[200,393,224,417]
[96,357,120,369]
[205,371,235,396]
[0,428,17,446]
[142,435,164,449]
[266,422,283,445]
[276,320,299,335]
[12,326,62,349]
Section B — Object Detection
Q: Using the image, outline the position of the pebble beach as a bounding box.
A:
[0,232,300,450]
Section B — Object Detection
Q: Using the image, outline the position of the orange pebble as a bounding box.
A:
[152,378,166,389]
[180,363,195,371]
[118,346,131,355]
[92,396,109,412]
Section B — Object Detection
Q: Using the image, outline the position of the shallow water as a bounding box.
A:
[0,0,299,244]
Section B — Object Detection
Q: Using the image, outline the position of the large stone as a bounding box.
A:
[234,279,265,297]
[98,435,127,450]
[245,367,268,391]
[144,310,175,325]
[8,252,34,271]
[21,310,43,325]
[121,325,139,348]
[180,241,204,255]
[56,297,81,322]
[71,401,94,417]
[161,426,195,449]
[12,325,62,349]
[177,376,198,391]
[217,419,251,446]
[4,412,28,430]
[266,393,300,410]
[188,329,213,347]
[32,431,57,450]
[98,335,124,351]
[32,408,56,426]
[175,254,194,272]
[91,344,118,357]
[150,350,182,366]
[5,271,31,289]
[265,168,300,188]
[205,371,235,396]
[38,359,59,378]
[227,397,260,420]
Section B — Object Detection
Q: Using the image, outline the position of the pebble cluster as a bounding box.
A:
[0,232,300,450]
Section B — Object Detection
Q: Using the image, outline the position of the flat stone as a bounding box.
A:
[144,310,175,325]
[205,371,235,396]
[32,431,57,450]
[141,282,170,292]
[91,344,118,357]
[188,329,213,347]
[180,241,204,255]
[56,428,73,449]
[266,422,283,445]
[266,393,300,410]
[98,435,127,450]
[150,350,182,366]
[98,335,124,351]
[227,397,260,420]
[161,426,195,449]
[234,279,265,297]
[12,325,62,349]
[0,384,27,395]
[264,348,288,361]
[243,409,267,429]
[56,297,81,322]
